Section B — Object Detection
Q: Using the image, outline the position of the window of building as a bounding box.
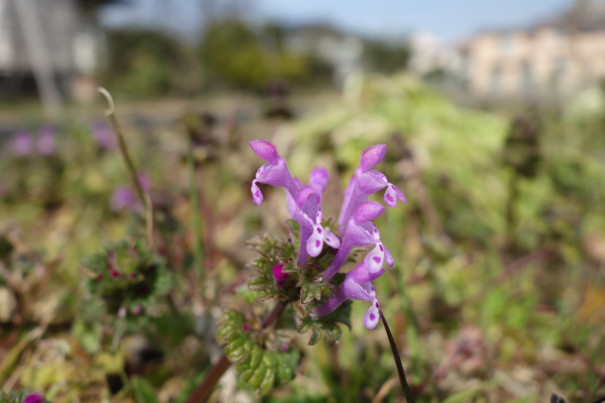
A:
[521,59,534,90]
[551,57,567,88]
[491,63,502,93]
[500,34,513,53]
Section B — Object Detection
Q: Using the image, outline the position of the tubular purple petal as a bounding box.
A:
[354,201,385,224]
[315,292,346,317]
[394,184,406,202]
[349,262,384,283]
[251,181,263,205]
[357,170,388,194]
[297,185,320,209]
[362,303,380,329]
[364,245,385,274]
[310,167,330,193]
[384,244,394,267]
[360,144,387,172]
[340,274,374,301]
[306,229,324,257]
[323,230,341,249]
[249,140,280,164]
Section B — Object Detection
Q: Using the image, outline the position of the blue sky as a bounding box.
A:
[101,0,573,42]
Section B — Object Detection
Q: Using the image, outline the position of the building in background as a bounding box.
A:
[457,1,605,99]
[285,23,364,88]
[0,0,102,106]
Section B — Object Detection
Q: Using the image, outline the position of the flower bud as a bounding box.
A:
[272,264,288,286]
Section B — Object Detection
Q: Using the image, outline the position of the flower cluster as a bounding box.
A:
[84,240,171,317]
[10,125,56,157]
[250,141,405,329]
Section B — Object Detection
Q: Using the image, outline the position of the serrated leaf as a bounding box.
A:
[272,351,298,384]
[322,323,342,343]
[152,271,173,295]
[296,301,351,345]
[300,282,323,304]
[284,219,300,234]
[236,345,275,394]
[326,301,352,330]
[224,337,250,363]
[248,276,268,291]
[258,354,277,394]
[132,377,159,403]
[248,344,264,369]
[308,328,322,345]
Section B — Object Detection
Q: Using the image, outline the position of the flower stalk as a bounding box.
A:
[379,307,416,403]
[98,87,155,250]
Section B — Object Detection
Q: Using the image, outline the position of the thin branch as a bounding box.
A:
[98,87,155,250]
[187,136,204,278]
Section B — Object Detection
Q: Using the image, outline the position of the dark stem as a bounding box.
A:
[185,354,231,403]
[185,300,289,402]
[379,307,416,403]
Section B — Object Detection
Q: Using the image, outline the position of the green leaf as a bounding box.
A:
[235,344,275,394]
[307,328,322,345]
[132,377,159,403]
[72,320,102,354]
[272,350,299,384]
[217,309,299,395]
[248,276,268,292]
[284,219,300,234]
[296,302,351,345]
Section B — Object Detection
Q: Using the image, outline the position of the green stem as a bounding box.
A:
[395,264,421,382]
[386,212,421,382]
[379,308,416,403]
[187,138,204,279]
[98,87,155,250]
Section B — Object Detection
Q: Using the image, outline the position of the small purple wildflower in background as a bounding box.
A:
[11,131,34,156]
[110,186,137,211]
[24,393,44,403]
[110,174,151,212]
[37,125,56,156]
[91,120,117,150]
[250,141,406,329]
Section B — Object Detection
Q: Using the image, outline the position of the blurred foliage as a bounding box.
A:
[1,73,605,401]
[198,20,309,90]
[100,28,192,97]
[362,38,411,74]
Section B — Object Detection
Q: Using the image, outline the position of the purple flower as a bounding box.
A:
[110,174,150,212]
[37,125,56,155]
[250,141,299,204]
[91,121,116,150]
[110,186,137,211]
[321,200,384,280]
[272,264,289,286]
[11,131,34,156]
[305,209,340,257]
[316,264,381,329]
[249,142,406,329]
[338,144,406,233]
[24,393,44,403]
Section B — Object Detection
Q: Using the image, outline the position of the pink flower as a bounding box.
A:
[249,142,407,329]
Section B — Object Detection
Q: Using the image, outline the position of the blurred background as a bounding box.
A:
[1,0,605,402]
